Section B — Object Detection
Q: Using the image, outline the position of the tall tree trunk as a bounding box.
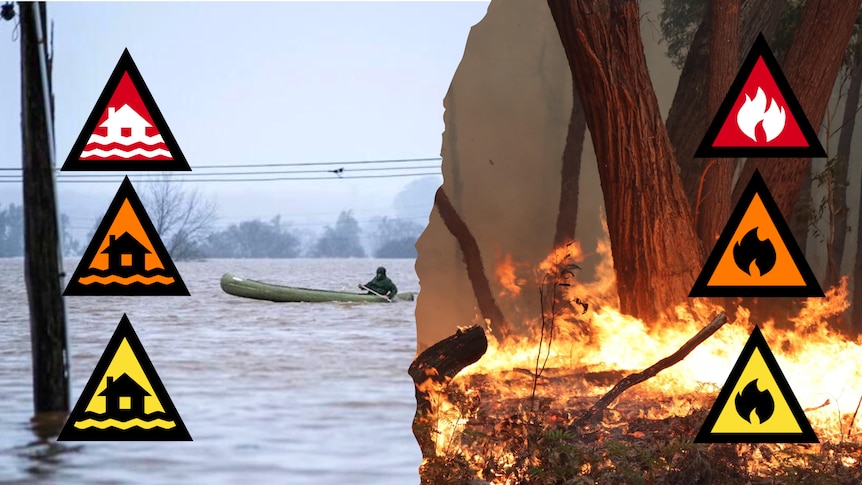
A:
[853,169,862,333]
[668,0,786,217]
[731,0,862,222]
[547,0,704,323]
[827,51,862,288]
[695,0,739,252]
[434,188,511,340]
[792,166,813,254]
[553,84,587,249]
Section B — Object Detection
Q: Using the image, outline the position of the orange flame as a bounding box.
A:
[495,252,522,298]
[421,219,862,477]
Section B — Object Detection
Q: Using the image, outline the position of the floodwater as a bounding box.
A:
[0,258,423,484]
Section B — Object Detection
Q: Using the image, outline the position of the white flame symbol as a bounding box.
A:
[736,87,786,142]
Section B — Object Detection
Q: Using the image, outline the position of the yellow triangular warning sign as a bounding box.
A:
[63,176,189,296]
[58,314,191,441]
[689,169,823,297]
[695,326,817,443]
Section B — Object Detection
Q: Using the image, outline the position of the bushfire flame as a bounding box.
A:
[420,226,862,480]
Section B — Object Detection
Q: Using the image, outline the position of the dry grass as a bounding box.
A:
[419,372,862,485]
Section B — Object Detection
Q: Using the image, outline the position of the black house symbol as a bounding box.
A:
[103,232,150,276]
[99,373,150,418]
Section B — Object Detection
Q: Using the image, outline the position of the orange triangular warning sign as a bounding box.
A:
[63,176,189,296]
[689,169,823,297]
[695,33,826,158]
[695,326,818,443]
[57,314,192,441]
[61,49,191,171]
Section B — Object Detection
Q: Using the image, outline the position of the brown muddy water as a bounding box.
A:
[1,258,422,484]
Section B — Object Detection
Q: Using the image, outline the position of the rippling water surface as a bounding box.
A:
[1,258,422,484]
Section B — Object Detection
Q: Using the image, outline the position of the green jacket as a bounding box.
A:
[365,268,397,297]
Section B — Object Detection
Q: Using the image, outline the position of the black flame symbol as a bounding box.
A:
[733,228,776,276]
[734,379,775,424]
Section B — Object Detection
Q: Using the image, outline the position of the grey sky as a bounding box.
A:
[0,1,490,238]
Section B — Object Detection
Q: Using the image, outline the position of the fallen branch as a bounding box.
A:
[513,367,630,387]
[803,399,830,413]
[570,313,728,429]
[849,394,862,439]
[409,325,488,458]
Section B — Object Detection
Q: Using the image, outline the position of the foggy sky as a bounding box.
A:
[0,2,489,240]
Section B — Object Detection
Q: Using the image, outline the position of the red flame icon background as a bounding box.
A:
[711,57,808,148]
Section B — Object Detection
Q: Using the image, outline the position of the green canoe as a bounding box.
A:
[220,273,415,303]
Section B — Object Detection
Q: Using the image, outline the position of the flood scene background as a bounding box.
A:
[1,257,422,484]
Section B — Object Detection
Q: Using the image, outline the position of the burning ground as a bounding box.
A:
[412,238,862,484]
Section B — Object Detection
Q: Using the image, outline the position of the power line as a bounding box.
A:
[77,165,436,177]
[0,165,441,179]
[0,172,442,183]
[0,156,443,171]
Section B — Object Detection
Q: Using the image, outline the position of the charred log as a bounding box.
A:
[409,325,488,459]
[569,313,728,430]
[434,188,511,340]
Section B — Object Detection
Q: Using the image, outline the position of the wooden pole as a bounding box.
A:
[21,1,69,414]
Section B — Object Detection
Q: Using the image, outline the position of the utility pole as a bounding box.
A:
[20,1,69,415]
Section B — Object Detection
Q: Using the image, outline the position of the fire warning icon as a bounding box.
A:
[735,379,775,425]
[695,326,817,443]
[736,87,785,143]
[689,170,823,298]
[732,227,776,277]
[695,33,826,158]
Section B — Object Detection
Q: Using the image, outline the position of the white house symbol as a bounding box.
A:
[101,104,152,139]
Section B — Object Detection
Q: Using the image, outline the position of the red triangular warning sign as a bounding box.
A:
[695,33,826,158]
[61,49,191,171]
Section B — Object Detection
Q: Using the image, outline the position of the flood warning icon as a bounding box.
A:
[57,314,191,441]
[61,48,191,171]
[63,176,188,296]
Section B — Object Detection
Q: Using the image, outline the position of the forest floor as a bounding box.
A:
[419,370,862,485]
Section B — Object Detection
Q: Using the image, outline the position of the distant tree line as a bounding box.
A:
[200,210,424,259]
[0,201,425,259]
[0,203,80,257]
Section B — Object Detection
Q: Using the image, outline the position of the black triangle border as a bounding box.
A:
[63,176,190,296]
[694,32,826,158]
[57,314,192,441]
[689,169,824,297]
[694,325,818,443]
[60,48,192,171]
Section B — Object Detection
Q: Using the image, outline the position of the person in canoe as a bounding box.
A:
[359,266,398,299]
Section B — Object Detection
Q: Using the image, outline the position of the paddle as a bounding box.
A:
[359,284,393,302]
